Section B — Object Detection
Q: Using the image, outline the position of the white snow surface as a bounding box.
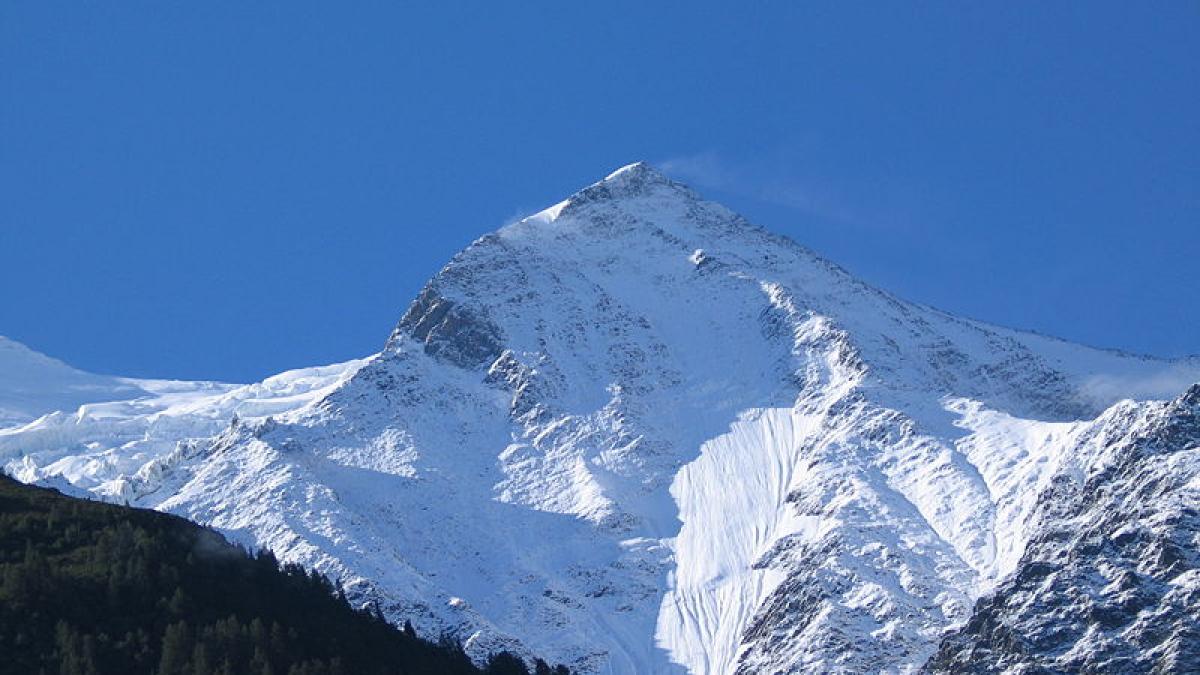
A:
[3,163,1198,673]
[0,335,154,426]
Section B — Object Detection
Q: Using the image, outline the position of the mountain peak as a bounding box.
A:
[566,161,694,207]
[519,161,697,226]
[601,160,665,184]
[596,160,683,194]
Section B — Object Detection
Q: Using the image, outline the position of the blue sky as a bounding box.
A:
[2,3,1197,382]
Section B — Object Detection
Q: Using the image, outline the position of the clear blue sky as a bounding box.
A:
[2,3,1197,382]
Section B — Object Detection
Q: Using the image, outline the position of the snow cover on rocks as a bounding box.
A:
[2,163,1197,673]
[926,386,1200,673]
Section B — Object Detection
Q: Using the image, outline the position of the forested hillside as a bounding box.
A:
[0,475,566,675]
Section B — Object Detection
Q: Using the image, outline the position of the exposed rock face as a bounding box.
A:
[4,163,1199,673]
[394,284,505,368]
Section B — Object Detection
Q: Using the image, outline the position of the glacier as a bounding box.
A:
[2,163,1198,673]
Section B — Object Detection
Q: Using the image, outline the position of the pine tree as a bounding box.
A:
[190,642,211,675]
[157,621,192,675]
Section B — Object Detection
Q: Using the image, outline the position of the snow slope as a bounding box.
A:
[3,164,1198,673]
[1,342,366,502]
[0,335,152,426]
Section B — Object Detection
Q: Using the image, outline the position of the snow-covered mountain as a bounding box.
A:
[3,163,1198,673]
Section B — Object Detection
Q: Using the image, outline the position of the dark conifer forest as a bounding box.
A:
[0,475,568,675]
